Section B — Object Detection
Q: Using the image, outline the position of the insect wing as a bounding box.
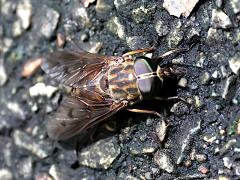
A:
[47,95,126,140]
[42,50,110,88]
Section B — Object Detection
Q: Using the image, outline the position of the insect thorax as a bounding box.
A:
[108,60,141,101]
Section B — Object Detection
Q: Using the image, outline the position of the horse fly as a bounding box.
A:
[42,47,182,140]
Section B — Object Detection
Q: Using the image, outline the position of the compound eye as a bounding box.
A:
[138,77,154,94]
[134,58,153,76]
[134,58,155,94]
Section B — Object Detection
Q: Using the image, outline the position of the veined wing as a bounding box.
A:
[42,50,118,88]
[47,95,126,140]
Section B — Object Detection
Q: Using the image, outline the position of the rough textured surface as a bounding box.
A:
[78,137,121,169]
[154,150,175,173]
[13,130,52,159]
[163,0,199,17]
[1,0,240,179]
[0,58,8,86]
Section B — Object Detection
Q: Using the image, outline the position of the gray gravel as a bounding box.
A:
[38,5,60,39]
[154,150,175,173]
[79,136,121,169]
[0,58,8,86]
[13,130,52,159]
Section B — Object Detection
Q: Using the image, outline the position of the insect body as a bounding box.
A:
[42,48,172,140]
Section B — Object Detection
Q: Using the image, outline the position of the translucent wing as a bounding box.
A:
[42,50,126,140]
[47,95,126,140]
[42,50,117,88]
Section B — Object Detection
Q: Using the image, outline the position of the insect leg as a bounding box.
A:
[156,48,189,59]
[122,47,155,58]
[155,96,191,107]
[126,108,161,117]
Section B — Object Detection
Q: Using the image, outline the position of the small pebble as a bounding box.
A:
[203,135,217,143]
[6,101,25,120]
[17,0,32,30]
[193,95,203,108]
[237,119,240,135]
[167,27,183,47]
[139,132,147,142]
[215,0,222,8]
[49,164,68,180]
[126,36,151,50]
[39,6,60,38]
[12,20,23,37]
[0,169,13,180]
[0,25,3,36]
[131,5,156,23]
[190,148,196,160]
[155,20,170,37]
[217,139,237,155]
[211,9,232,29]
[114,0,128,10]
[1,38,13,53]
[96,0,113,14]
[222,75,237,100]
[212,70,221,79]
[35,173,53,180]
[220,65,227,78]
[81,41,102,54]
[235,166,240,176]
[144,172,151,180]
[223,157,233,169]
[75,5,90,26]
[184,160,192,167]
[29,83,58,98]
[177,120,201,164]
[1,0,17,15]
[56,33,65,47]
[198,165,209,174]
[196,52,206,68]
[106,16,125,39]
[22,58,43,78]
[17,157,33,179]
[82,0,96,7]
[230,0,240,14]
[200,72,211,85]
[219,129,226,135]
[155,120,168,142]
[172,56,184,64]
[229,55,240,75]
[78,137,121,169]
[13,130,51,159]
[163,0,199,17]
[30,103,38,112]
[146,118,154,126]
[151,168,159,175]
[195,154,207,163]
[190,82,199,90]
[0,58,8,86]
[170,101,189,117]
[80,32,89,42]
[154,150,175,173]
[218,175,230,180]
[118,172,138,180]
[130,142,158,155]
[178,78,188,88]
